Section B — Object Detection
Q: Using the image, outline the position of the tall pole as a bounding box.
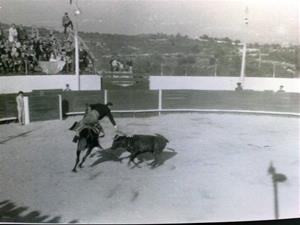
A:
[74,26,80,90]
[73,4,81,90]
[240,6,249,85]
[273,178,279,219]
[268,162,287,220]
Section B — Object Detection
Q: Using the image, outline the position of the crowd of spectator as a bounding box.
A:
[0,21,92,75]
[109,57,133,73]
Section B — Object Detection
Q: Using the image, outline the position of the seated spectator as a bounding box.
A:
[49,51,58,62]
[79,47,89,72]
[11,43,19,58]
[235,82,243,91]
[0,50,9,73]
[0,22,92,75]
[0,26,4,41]
[17,26,28,44]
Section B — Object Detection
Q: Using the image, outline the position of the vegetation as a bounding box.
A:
[79,32,298,77]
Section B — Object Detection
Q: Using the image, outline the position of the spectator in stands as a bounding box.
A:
[16,91,25,125]
[49,51,58,62]
[277,85,285,93]
[79,47,88,72]
[0,26,4,41]
[235,82,243,92]
[0,49,9,73]
[0,22,91,75]
[31,26,39,39]
[126,58,133,73]
[62,12,73,35]
[109,57,115,72]
[17,26,28,44]
[8,24,18,43]
[64,83,71,91]
[49,30,55,41]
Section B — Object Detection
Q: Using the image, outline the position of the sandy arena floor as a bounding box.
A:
[0,113,299,223]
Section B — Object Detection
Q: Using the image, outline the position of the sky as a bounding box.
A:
[0,0,298,44]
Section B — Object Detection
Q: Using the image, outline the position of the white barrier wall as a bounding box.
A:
[1,75,300,93]
[0,75,101,94]
[150,76,300,93]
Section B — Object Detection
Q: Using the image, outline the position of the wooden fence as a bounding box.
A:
[0,90,299,123]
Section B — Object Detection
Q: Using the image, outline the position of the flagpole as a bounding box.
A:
[72,1,81,90]
[240,6,248,86]
[74,16,80,90]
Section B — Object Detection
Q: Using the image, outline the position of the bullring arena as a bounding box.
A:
[0,86,299,223]
[0,0,300,223]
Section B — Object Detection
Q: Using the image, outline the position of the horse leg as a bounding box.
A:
[72,150,81,172]
[79,147,93,168]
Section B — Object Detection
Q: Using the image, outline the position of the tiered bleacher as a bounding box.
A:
[0,23,94,75]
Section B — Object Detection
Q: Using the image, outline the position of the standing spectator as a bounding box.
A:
[31,26,39,39]
[235,82,243,92]
[65,40,74,72]
[277,85,285,93]
[126,58,133,73]
[8,24,18,43]
[64,83,71,91]
[62,12,73,35]
[16,91,25,125]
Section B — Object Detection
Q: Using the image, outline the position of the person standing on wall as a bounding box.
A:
[16,91,25,125]
[62,12,74,35]
[64,83,71,91]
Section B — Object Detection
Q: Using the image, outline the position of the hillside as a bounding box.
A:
[79,32,299,77]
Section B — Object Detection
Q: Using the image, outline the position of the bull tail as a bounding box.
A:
[155,133,169,143]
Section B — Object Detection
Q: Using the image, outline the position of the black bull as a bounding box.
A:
[111,134,174,165]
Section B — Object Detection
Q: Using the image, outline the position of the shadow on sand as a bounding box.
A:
[89,148,125,168]
[131,151,178,169]
[0,130,34,144]
[90,148,177,169]
[0,200,78,223]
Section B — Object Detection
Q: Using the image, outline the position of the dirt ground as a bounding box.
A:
[0,113,299,223]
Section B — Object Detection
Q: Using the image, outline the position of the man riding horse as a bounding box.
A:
[70,102,117,143]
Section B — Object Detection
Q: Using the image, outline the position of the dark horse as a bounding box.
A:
[72,127,102,172]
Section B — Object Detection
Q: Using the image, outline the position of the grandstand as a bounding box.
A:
[0,22,95,76]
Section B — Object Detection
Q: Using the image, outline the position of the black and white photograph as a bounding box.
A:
[0,0,299,224]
